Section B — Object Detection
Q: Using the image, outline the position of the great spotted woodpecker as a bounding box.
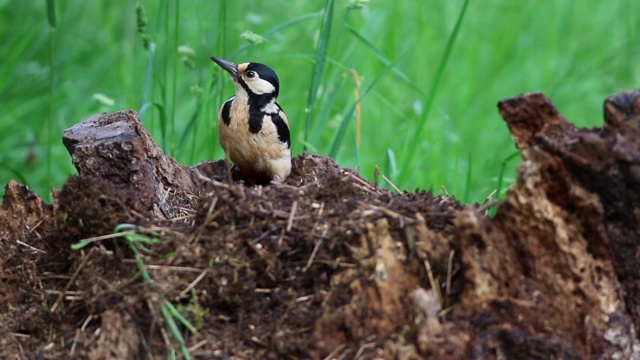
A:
[211,56,291,184]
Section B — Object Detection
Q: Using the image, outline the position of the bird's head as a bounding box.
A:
[211,56,280,99]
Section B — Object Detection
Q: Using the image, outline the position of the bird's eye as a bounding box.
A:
[246,71,256,78]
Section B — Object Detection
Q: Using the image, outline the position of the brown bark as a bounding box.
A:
[62,110,227,219]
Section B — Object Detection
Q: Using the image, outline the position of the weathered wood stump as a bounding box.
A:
[61,110,225,219]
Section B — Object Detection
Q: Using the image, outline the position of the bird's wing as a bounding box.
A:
[271,106,291,148]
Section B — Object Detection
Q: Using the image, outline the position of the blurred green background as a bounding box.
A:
[1,1,638,203]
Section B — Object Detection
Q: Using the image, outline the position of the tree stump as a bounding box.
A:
[61,110,226,219]
[2,91,640,359]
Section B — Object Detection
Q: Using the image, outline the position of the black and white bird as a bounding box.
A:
[211,56,291,185]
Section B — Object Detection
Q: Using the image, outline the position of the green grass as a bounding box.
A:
[73,224,197,359]
[1,1,638,203]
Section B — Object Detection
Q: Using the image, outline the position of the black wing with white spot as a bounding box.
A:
[271,107,291,148]
[220,98,233,126]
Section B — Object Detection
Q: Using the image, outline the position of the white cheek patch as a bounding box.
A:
[247,78,276,95]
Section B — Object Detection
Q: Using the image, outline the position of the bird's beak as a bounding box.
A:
[211,56,239,79]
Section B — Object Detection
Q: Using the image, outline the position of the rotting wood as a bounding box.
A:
[2,91,640,359]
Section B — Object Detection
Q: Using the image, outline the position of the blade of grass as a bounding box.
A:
[71,231,135,250]
[386,149,398,179]
[452,154,460,195]
[153,1,169,154]
[381,148,398,190]
[352,69,362,166]
[161,303,192,360]
[401,143,437,191]
[129,241,193,358]
[343,23,426,98]
[489,150,520,217]
[140,102,169,150]
[495,151,520,199]
[229,12,322,60]
[170,0,180,157]
[211,0,228,157]
[304,0,335,150]
[179,104,201,154]
[46,0,56,27]
[163,300,197,334]
[309,72,346,146]
[328,53,404,159]
[73,224,161,250]
[398,0,471,188]
[139,42,156,126]
[464,152,472,203]
[126,233,194,360]
[76,224,196,359]
[46,0,56,201]
[351,69,362,152]
[188,2,207,164]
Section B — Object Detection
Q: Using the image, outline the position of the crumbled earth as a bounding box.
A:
[1,90,640,359]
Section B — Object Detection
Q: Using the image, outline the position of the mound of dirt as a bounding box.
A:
[2,90,640,359]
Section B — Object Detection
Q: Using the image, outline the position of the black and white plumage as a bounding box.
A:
[211,56,291,184]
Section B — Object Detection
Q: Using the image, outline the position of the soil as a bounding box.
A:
[2,90,640,359]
